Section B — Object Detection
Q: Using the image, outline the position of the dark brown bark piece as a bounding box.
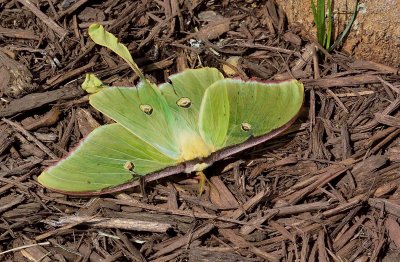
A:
[0,86,83,117]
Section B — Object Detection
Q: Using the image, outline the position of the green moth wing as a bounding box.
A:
[38,124,178,192]
[159,67,224,131]
[158,68,224,155]
[88,23,144,79]
[88,81,183,159]
[199,79,304,150]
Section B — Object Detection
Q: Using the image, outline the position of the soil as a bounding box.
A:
[0,1,400,261]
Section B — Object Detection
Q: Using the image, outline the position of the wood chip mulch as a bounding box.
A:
[0,1,400,261]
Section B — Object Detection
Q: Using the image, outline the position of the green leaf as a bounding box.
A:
[311,0,358,52]
[325,0,332,50]
[317,0,326,45]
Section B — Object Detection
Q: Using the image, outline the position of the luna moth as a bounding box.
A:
[38,24,304,195]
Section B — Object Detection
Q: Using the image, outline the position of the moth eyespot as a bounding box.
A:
[124,161,135,171]
[241,122,252,132]
[139,104,153,115]
[176,97,192,108]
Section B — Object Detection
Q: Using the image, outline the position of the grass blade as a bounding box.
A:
[325,0,332,50]
[330,0,359,51]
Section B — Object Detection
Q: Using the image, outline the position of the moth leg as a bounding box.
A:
[195,171,207,195]
[194,171,218,196]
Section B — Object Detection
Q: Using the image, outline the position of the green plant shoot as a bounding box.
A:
[311,0,332,50]
[311,0,359,52]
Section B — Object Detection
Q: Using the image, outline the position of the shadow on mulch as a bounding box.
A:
[0,0,400,261]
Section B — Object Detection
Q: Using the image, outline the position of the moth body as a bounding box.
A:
[185,162,210,173]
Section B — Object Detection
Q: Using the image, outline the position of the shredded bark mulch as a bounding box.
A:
[0,1,400,261]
